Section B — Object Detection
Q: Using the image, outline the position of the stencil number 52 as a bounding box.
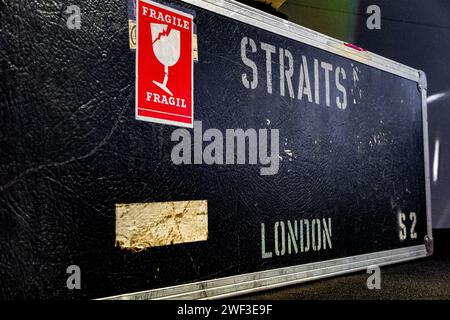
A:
[399,211,417,241]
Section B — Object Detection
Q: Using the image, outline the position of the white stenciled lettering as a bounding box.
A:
[241,37,258,90]
[261,218,333,258]
[260,42,276,94]
[335,67,347,109]
[321,61,333,107]
[298,55,312,102]
[279,48,295,98]
[240,36,350,111]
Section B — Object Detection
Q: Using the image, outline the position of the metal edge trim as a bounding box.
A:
[202,250,424,300]
[419,71,434,255]
[97,245,426,300]
[180,0,419,81]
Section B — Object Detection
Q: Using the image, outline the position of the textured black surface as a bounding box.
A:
[0,0,427,299]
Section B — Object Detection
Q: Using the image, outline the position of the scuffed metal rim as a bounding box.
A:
[180,0,420,82]
[97,245,427,300]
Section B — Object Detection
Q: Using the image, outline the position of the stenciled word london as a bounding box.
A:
[261,218,333,258]
[241,36,349,110]
[171,121,279,175]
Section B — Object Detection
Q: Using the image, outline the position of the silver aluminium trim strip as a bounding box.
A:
[181,0,419,82]
[98,245,427,300]
[419,72,434,248]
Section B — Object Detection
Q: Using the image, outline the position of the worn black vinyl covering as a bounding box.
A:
[0,0,426,299]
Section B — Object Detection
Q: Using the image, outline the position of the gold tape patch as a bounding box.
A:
[128,20,136,49]
[115,200,208,251]
[193,33,199,62]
